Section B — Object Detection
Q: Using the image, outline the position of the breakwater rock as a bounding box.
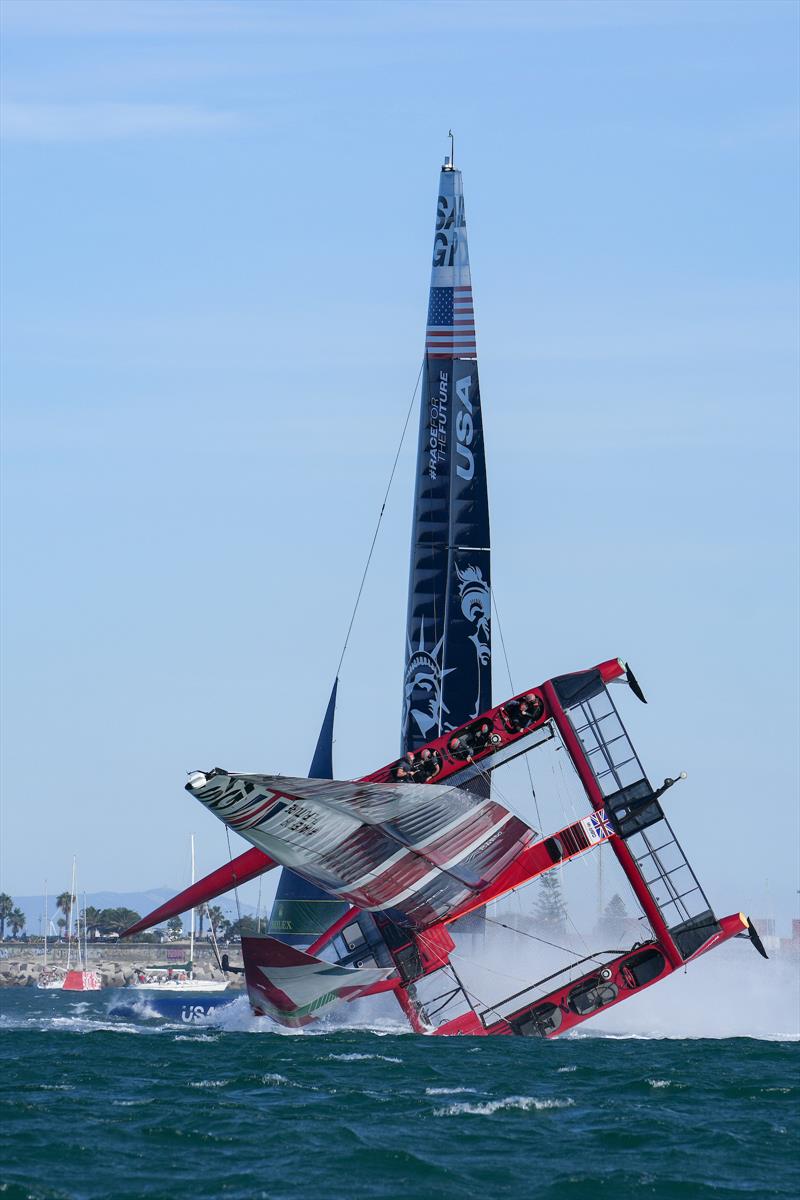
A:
[0,951,245,990]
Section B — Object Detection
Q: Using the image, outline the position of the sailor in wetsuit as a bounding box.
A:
[471,721,493,751]
[449,721,493,759]
[393,751,420,782]
[416,748,442,781]
[504,693,544,733]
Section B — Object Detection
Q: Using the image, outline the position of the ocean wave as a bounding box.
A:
[569,1029,800,1043]
[425,1086,478,1095]
[325,1052,402,1063]
[434,1096,574,1117]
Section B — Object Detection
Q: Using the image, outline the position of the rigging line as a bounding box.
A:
[489,586,542,833]
[207,908,224,971]
[546,749,603,954]
[454,946,630,1024]
[225,828,243,926]
[335,359,424,680]
[412,928,527,1014]
[436,960,513,1030]
[447,945,540,989]
[457,725,535,834]
[483,914,610,966]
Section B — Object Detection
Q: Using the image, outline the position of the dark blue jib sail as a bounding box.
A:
[269,153,491,947]
[402,157,491,754]
[267,680,351,945]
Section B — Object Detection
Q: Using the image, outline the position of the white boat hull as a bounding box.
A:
[130,979,230,994]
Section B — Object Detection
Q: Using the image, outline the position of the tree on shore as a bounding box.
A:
[96,907,141,935]
[598,893,629,945]
[8,908,26,938]
[533,871,568,935]
[206,905,230,940]
[82,906,102,939]
[166,916,184,940]
[228,916,260,939]
[56,891,74,937]
[0,893,13,939]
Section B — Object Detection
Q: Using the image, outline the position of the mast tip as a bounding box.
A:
[443,129,455,172]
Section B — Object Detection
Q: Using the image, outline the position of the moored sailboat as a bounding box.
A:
[36,881,66,990]
[125,836,230,1020]
[62,868,101,991]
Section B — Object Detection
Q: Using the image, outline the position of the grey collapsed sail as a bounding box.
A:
[402,157,491,754]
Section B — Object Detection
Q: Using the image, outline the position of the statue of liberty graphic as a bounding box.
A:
[456,563,491,720]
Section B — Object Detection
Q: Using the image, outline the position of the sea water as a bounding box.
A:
[1,988,798,1200]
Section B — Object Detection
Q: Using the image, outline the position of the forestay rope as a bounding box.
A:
[216,364,423,932]
[334,360,424,680]
[489,586,543,832]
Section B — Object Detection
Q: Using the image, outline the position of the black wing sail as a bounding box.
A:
[402,159,491,755]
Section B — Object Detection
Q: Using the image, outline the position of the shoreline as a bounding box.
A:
[0,943,245,989]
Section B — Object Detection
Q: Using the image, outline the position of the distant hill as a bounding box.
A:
[7,889,255,937]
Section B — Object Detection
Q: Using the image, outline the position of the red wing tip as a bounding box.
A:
[120,922,144,938]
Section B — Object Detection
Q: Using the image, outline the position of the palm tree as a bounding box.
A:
[8,907,26,938]
[56,891,74,939]
[206,904,223,932]
[82,906,102,940]
[0,893,13,939]
[96,907,141,935]
[166,916,184,940]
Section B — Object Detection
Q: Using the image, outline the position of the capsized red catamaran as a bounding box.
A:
[122,146,764,1034]
[125,657,765,1034]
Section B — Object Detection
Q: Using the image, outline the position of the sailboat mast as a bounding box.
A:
[402,145,491,755]
[83,890,89,972]
[190,833,195,973]
[43,880,48,970]
[66,857,76,972]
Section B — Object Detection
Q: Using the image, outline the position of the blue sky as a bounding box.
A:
[1,0,797,929]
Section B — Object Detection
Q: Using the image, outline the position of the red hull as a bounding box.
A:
[434,913,748,1037]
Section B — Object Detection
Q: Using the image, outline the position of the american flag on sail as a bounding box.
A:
[426,285,476,358]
